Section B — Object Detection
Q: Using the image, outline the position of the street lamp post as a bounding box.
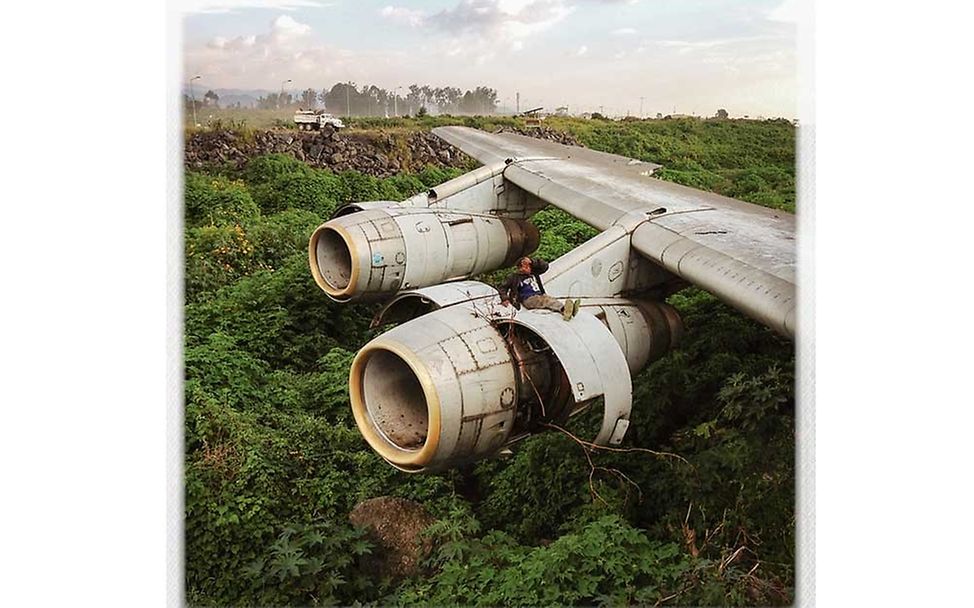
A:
[279,79,291,109]
[189,75,201,127]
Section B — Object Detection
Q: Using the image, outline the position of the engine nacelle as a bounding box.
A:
[309,208,539,301]
[349,296,682,472]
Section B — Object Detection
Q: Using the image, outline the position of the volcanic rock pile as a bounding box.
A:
[184,126,473,177]
[184,124,585,178]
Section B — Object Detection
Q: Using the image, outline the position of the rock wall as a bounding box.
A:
[184,125,583,178]
[184,126,471,177]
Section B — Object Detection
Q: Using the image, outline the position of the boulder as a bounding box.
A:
[348,497,435,578]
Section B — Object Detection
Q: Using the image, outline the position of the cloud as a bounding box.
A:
[383,1,574,44]
[269,14,312,40]
[186,14,355,88]
[181,0,334,15]
[378,6,426,27]
[376,1,575,63]
[611,27,637,36]
[438,0,573,39]
[654,35,783,54]
[576,45,588,56]
[767,0,799,23]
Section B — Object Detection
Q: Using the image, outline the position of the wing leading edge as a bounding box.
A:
[432,126,796,338]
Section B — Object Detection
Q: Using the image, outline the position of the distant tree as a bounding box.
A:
[459,90,476,114]
[300,88,317,109]
[256,93,281,109]
[323,83,359,116]
[365,84,385,116]
[433,86,461,113]
[474,86,498,114]
[417,106,428,117]
[203,90,219,108]
[591,112,606,120]
[715,108,729,119]
[656,112,663,119]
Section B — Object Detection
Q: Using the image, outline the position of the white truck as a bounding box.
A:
[293,109,345,131]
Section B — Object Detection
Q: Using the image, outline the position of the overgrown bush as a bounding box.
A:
[398,514,785,606]
[184,173,260,227]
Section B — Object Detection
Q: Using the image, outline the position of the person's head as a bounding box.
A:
[518,257,533,273]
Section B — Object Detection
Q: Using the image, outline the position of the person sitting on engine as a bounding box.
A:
[498,256,580,320]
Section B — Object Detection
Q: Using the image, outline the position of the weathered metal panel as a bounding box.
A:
[540,225,670,297]
[428,161,508,203]
[632,222,795,337]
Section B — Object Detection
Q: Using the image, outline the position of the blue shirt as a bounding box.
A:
[517,274,542,300]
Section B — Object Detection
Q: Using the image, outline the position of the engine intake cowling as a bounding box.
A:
[350,304,520,472]
[309,208,539,302]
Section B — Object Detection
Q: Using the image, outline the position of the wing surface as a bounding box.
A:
[433,126,796,338]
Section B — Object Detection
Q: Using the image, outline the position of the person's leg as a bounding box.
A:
[540,295,565,313]
[523,295,564,313]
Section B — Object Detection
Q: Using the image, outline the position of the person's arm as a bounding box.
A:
[497,274,517,306]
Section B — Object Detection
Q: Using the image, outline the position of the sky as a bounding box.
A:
[181,0,798,118]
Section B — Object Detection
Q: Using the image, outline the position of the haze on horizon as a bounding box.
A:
[182,0,797,118]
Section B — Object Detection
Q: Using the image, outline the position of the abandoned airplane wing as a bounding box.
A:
[308,126,796,472]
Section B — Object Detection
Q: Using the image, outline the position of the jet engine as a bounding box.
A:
[349,292,682,472]
[309,208,539,301]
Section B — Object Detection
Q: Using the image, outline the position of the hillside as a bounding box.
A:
[183,116,797,606]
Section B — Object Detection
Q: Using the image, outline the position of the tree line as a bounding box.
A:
[185,83,501,116]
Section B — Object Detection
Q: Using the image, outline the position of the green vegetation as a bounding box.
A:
[553,116,796,212]
[184,118,796,606]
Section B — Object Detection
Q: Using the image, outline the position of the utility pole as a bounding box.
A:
[190,75,201,127]
[346,82,351,117]
[279,79,291,109]
[516,92,520,114]
[394,86,402,117]
[640,96,644,118]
